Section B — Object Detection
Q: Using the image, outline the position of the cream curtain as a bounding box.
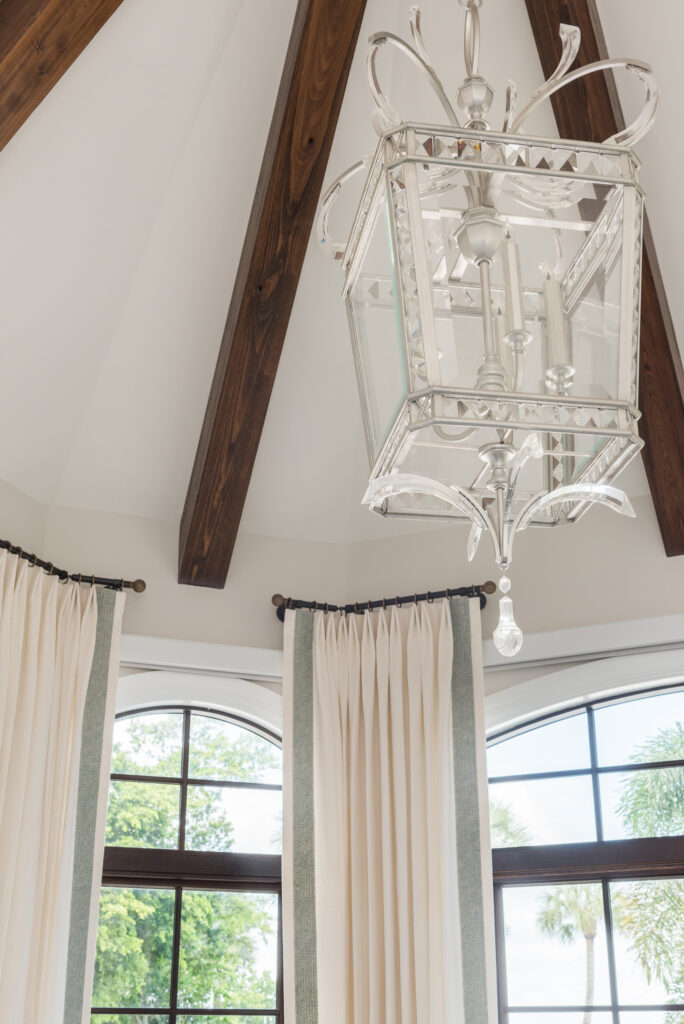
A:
[282,597,497,1024]
[0,550,125,1024]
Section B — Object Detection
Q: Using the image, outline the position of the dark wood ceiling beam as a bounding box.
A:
[0,0,125,154]
[524,0,684,556]
[179,0,367,587]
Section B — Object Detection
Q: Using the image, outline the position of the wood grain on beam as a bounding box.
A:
[524,0,684,556]
[0,0,124,154]
[179,0,367,587]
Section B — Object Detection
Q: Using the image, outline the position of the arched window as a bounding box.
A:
[489,683,684,1022]
[90,705,283,1024]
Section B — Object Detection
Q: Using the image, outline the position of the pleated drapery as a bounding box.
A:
[0,549,125,1024]
[282,597,497,1024]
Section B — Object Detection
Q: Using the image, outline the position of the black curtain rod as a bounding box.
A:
[0,539,146,593]
[272,581,496,622]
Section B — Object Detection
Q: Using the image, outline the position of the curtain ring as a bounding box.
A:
[28,553,37,567]
[90,575,95,587]
[120,578,125,591]
[414,593,418,604]
[313,601,318,611]
[324,602,328,614]
[427,590,433,603]
[77,573,82,584]
[45,562,54,576]
[354,602,359,614]
[16,546,22,559]
[395,596,401,607]
[382,597,386,609]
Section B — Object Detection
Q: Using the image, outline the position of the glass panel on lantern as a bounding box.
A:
[565,188,633,404]
[347,189,408,460]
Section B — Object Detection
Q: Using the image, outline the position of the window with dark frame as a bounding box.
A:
[91,705,283,1024]
[489,683,684,1024]
[92,684,684,1023]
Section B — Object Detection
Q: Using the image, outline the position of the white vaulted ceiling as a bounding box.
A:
[0,0,660,549]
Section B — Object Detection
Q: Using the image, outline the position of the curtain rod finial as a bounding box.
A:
[272,593,285,607]
[131,579,147,593]
[482,580,497,595]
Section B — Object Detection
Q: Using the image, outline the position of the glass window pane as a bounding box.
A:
[600,768,684,840]
[488,713,591,777]
[509,1016,613,1023]
[489,776,596,846]
[178,891,278,1009]
[503,884,611,1007]
[188,715,282,784]
[105,780,180,849]
[186,786,282,854]
[112,712,183,776]
[594,689,684,767]
[620,1016,684,1024]
[611,879,684,1006]
[91,1019,169,1023]
[92,887,175,1008]
[180,1019,277,1024]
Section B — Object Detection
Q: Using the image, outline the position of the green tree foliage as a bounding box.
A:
[489,798,530,848]
[534,722,684,1023]
[617,724,684,838]
[613,725,684,1022]
[92,714,281,1022]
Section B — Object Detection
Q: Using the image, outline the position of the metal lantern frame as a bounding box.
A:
[319,4,658,653]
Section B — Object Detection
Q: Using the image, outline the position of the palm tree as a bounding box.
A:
[489,798,530,848]
[537,884,605,1024]
[613,723,684,1018]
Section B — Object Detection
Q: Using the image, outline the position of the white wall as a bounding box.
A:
[38,494,684,655]
[2,476,682,661]
[0,477,46,553]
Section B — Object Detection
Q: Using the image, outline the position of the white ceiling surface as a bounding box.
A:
[0,0,298,513]
[0,0,654,546]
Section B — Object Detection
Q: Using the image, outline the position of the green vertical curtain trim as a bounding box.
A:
[292,610,319,1024]
[63,587,117,1024]
[450,597,489,1024]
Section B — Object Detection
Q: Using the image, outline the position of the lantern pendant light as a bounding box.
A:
[319,0,658,655]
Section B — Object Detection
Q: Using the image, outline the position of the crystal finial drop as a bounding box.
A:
[493,578,523,657]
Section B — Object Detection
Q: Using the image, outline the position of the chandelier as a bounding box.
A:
[319,0,658,655]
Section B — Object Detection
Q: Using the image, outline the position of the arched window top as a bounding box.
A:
[488,683,684,849]
[106,705,282,855]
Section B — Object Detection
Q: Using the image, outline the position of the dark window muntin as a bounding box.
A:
[488,682,684,826]
[95,704,284,1022]
[490,681,684,1024]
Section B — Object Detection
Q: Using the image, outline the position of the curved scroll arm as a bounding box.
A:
[504,23,579,133]
[363,473,501,562]
[514,483,635,533]
[530,24,581,99]
[512,55,658,147]
[496,483,634,568]
[317,158,370,262]
[367,30,460,133]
